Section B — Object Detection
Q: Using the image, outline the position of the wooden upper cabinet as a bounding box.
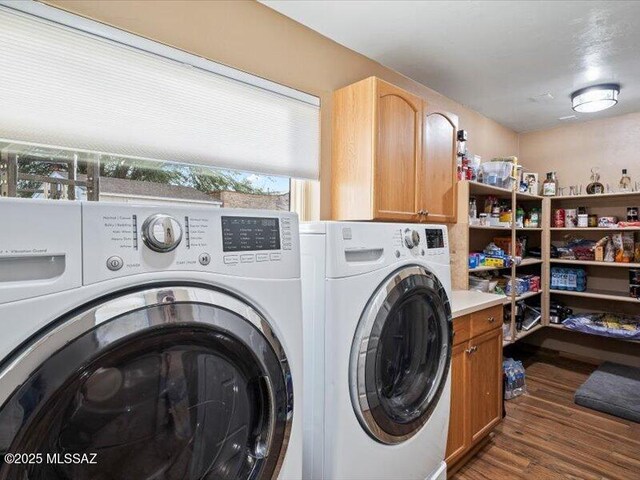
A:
[419,110,459,223]
[374,80,422,220]
[331,77,422,221]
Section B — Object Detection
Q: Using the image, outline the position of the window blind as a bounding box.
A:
[0,4,320,179]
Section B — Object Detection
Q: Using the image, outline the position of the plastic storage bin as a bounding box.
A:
[481,161,514,188]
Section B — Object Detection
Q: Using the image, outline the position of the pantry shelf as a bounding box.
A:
[515,227,543,232]
[550,191,640,201]
[469,225,512,230]
[503,289,543,305]
[550,227,640,232]
[516,323,545,340]
[469,265,506,272]
[515,290,543,302]
[518,258,544,267]
[549,259,640,268]
[467,180,513,198]
[550,288,639,303]
[503,323,545,346]
[515,191,544,201]
[546,323,640,344]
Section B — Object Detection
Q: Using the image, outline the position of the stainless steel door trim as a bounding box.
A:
[349,265,451,445]
[0,285,293,478]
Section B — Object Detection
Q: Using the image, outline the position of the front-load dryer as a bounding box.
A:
[300,222,453,480]
[0,198,302,480]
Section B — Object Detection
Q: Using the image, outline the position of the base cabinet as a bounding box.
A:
[446,306,503,471]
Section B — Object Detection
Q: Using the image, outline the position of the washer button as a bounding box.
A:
[223,255,239,265]
[198,253,211,266]
[106,256,123,271]
[240,254,255,263]
[256,253,269,262]
[270,253,282,261]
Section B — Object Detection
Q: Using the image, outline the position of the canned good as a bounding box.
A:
[565,209,577,228]
[588,214,598,227]
[578,214,588,228]
[554,209,565,228]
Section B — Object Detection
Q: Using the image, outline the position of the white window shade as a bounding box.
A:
[0,4,320,179]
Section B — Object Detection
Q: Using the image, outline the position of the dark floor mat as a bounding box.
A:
[574,361,640,423]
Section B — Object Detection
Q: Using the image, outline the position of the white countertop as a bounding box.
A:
[451,290,505,318]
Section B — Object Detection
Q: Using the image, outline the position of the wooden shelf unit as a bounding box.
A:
[454,180,547,346]
[547,191,640,331]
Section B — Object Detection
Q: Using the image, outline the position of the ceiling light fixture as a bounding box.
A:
[571,84,620,113]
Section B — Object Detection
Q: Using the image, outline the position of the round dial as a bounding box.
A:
[142,214,183,252]
[403,229,420,249]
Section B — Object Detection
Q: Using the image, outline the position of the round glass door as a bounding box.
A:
[0,286,292,480]
[350,266,452,444]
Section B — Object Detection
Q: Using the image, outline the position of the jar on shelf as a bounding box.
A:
[577,206,588,227]
[542,172,558,196]
[529,208,540,228]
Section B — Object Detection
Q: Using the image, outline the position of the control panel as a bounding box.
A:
[391,225,448,259]
[82,203,299,284]
[323,221,450,279]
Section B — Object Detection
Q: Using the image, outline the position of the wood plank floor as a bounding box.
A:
[452,349,640,480]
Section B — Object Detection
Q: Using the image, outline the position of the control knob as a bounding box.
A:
[403,229,420,249]
[142,214,183,252]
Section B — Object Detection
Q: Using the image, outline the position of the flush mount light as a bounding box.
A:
[571,84,620,113]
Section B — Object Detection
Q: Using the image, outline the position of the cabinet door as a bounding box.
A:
[469,328,503,443]
[374,80,422,221]
[419,111,458,223]
[445,341,468,466]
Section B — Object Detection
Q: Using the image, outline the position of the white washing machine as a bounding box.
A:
[300,222,453,480]
[0,198,302,480]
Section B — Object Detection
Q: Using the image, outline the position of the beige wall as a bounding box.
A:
[520,112,640,192]
[44,0,519,219]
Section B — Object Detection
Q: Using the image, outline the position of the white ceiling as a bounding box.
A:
[263,0,640,132]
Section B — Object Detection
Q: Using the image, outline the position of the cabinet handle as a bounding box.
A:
[465,346,477,354]
[488,316,496,323]
[423,210,429,216]
[417,210,424,215]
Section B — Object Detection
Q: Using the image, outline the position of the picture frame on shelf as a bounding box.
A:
[521,171,539,196]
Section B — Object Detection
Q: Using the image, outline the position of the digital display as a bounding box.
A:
[425,229,445,249]
[222,216,280,252]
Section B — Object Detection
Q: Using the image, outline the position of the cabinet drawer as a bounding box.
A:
[452,315,471,346]
[470,305,502,337]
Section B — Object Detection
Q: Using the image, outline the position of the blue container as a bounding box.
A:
[551,267,587,292]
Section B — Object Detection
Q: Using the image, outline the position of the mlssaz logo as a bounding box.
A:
[46,453,98,465]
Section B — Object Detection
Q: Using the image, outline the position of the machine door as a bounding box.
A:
[0,286,292,480]
[350,265,452,445]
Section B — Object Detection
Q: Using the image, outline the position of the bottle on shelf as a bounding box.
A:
[469,197,477,221]
[515,206,525,228]
[529,208,540,228]
[619,169,632,192]
[542,171,558,196]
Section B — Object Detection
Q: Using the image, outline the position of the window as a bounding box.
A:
[0,142,291,211]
